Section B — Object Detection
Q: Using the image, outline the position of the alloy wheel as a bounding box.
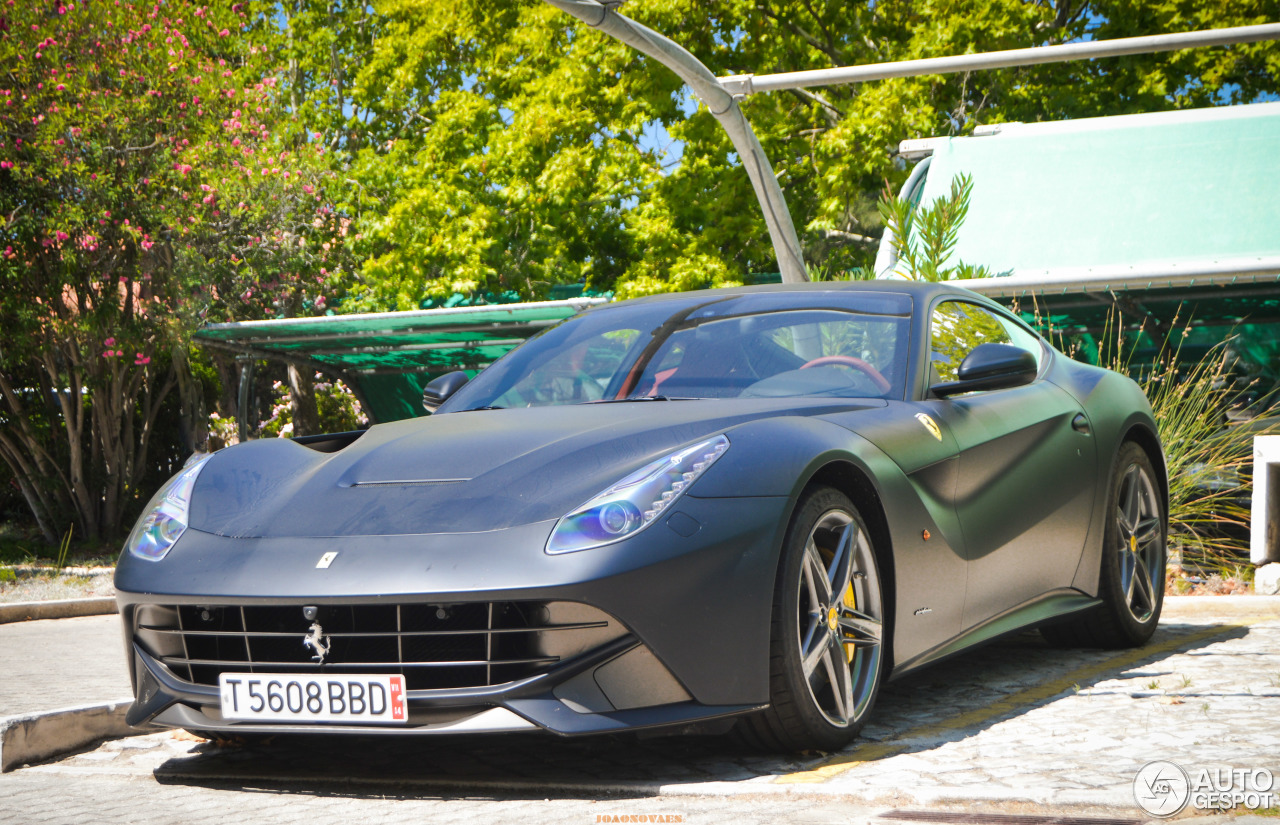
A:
[1114,462,1162,624]
[795,509,883,727]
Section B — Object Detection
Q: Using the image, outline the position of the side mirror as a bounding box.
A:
[932,343,1037,398]
[422,371,470,413]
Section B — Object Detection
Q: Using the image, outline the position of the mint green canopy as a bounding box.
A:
[919,103,1280,283]
[881,102,1280,371]
[195,299,606,426]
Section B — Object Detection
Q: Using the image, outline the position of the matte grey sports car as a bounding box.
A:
[115,282,1167,751]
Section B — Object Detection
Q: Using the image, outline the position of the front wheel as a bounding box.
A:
[740,487,885,752]
[1042,441,1165,649]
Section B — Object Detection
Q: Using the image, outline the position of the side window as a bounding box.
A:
[992,313,1044,366]
[930,301,1041,384]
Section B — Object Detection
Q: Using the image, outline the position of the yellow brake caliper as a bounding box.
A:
[843,582,857,663]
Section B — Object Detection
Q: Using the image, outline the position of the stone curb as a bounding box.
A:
[6,566,115,578]
[0,700,136,773]
[0,598,118,624]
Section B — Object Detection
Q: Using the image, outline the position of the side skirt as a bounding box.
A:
[888,589,1101,680]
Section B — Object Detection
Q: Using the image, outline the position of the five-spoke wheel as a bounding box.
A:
[1042,441,1165,649]
[1115,459,1163,625]
[741,486,884,752]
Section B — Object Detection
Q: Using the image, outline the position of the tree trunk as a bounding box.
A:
[288,364,321,436]
[173,345,209,455]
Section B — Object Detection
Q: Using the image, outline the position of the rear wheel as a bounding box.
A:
[741,487,884,752]
[1042,442,1165,648]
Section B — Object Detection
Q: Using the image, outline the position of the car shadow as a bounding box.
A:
[151,619,1248,797]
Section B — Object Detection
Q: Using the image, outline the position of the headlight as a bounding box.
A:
[125,455,212,562]
[546,435,729,554]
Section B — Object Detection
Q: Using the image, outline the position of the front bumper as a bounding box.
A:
[115,495,788,735]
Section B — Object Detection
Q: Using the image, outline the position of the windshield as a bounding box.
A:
[438,291,912,412]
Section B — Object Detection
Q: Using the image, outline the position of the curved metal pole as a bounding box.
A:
[542,0,808,283]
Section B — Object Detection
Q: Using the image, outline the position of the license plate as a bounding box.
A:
[218,673,407,724]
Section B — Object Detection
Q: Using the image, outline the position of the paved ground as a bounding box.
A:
[0,614,131,717]
[2,597,1278,824]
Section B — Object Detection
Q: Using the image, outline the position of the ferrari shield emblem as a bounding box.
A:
[915,413,942,442]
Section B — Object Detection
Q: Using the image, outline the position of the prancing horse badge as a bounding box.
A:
[914,413,942,442]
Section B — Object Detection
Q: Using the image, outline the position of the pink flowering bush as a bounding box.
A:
[251,374,367,440]
[0,1,352,542]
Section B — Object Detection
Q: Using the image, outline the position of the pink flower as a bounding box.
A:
[140,239,154,251]
[218,29,229,37]
[115,350,124,357]
[54,230,69,241]
[315,295,326,309]
[104,337,115,346]
[134,354,150,365]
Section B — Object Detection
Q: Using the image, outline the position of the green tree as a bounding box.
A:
[0,1,350,542]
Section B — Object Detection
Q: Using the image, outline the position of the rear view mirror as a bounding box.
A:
[932,343,1037,397]
[422,371,470,413]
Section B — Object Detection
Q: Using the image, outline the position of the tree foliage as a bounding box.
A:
[0,1,350,542]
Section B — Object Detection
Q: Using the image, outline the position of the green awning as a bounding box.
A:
[905,102,1280,291]
[195,298,607,424]
[882,102,1280,371]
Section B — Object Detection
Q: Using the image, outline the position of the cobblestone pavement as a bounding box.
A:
[0,614,130,716]
[3,598,1278,824]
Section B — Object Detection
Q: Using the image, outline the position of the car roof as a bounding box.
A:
[597,279,984,311]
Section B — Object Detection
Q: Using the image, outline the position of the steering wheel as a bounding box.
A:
[799,355,892,394]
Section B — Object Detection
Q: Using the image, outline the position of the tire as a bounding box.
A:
[739,486,885,752]
[1042,441,1165,649]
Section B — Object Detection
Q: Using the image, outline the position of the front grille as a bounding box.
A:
[134,601,623,691]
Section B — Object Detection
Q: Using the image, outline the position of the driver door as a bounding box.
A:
[920,300,1097,628]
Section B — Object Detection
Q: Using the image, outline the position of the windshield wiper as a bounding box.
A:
[464,405,506,411]
[585,395,702,404]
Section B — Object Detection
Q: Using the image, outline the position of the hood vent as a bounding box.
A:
[346,478,469,487]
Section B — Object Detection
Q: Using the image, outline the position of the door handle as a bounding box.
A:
[1072,413,1091,434]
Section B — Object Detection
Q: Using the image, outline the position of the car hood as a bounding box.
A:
[187,398,882,538]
